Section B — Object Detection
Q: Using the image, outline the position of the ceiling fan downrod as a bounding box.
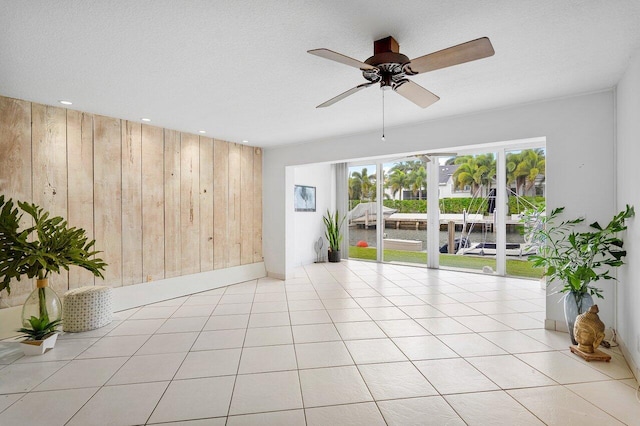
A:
[381,90,385,142]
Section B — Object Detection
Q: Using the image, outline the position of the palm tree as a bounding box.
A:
[348,176,361,201]
[386,169,408,200]
[506,151,523,194]
[506,149,545,195]
[453,156,482,196]
[476,153,497,192]
[350,168,376,201]
[407,165,427,200]
[452,154,497,196]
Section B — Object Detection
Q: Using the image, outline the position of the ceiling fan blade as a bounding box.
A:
[428,152,458,157]
[416,152,459,162]
[308,48,377,71]
[393,80,439,108]
[316,82,375,108]
[406,37,495,75]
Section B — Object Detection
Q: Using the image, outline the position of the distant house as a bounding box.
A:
[440,164,545,198]
[392,164,469,200]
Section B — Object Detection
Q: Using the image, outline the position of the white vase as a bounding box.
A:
[20,333,58,356]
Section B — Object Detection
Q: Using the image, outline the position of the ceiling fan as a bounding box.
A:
[308,36,494,109]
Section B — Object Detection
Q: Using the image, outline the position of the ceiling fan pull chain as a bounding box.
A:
[381,90,386,141]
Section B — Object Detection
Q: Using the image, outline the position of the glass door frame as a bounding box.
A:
[375,164,384,263]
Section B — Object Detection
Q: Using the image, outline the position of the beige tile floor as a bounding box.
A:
[0,260,638,425]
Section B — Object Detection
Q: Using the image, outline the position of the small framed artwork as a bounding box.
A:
[294,185,316,212]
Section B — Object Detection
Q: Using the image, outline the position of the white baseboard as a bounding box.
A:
[0,262,266,340]
[544,318,569,333]
[267,271,286,280]
[618,335,640,383]
[111,262,266,311]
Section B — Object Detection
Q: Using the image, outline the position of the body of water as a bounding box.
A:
[349,226,525,249]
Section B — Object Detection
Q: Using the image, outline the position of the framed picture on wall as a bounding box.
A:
[294,185,316,212]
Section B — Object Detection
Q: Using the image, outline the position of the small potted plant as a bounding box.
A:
[0,195,107,353]
[526,204,634,344]
[18,316,63,356]
[323,209,345,262]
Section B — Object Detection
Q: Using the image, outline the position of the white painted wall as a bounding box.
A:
[293,163,334,266]
[616,47,640,376]
[263,90,616,326]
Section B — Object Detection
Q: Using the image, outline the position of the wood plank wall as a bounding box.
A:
[0,95,263,307]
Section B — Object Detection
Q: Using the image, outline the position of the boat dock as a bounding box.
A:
[350,213,522,232]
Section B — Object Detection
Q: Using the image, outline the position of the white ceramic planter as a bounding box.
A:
[20,333,58,356]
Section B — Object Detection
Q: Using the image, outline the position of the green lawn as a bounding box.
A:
[348,246,541,279]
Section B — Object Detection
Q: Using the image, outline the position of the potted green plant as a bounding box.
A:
[323,209,345,262]
[526,204,634,344]
[0,195,107,353]
[17,317,63,356]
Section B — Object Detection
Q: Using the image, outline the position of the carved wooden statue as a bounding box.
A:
[573,305,605,354]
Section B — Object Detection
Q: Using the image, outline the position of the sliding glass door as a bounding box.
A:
[381,159,428,266]
[344,140,545,279]
[436,152,499,273]
[347,164,379,261]
[504,148,546,278]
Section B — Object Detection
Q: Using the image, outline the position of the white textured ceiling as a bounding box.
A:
[1,1,640,147]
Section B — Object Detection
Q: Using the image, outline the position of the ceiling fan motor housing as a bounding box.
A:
[363,36,411,89]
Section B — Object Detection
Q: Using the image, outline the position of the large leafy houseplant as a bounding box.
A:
[323,209,345,262]
[528,205,634,300]
[526,204,634,343]
[0,195,107,339]
[0,195,107,293]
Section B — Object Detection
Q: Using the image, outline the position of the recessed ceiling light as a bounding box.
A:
[198,130,206,134]
[242,140,249,144]
[58,100,73,105]
[141,118,151,122]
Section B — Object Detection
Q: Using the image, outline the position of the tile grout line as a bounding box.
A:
[143,290,220,425]
[285,267,311,426]
[322,262,395,425]
[224,279,258,423]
